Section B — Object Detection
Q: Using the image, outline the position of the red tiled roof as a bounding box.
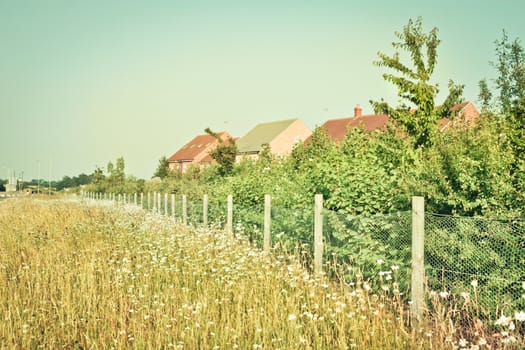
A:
[449,101,470,112]
[168,132,230,162]
[321,114,389,142]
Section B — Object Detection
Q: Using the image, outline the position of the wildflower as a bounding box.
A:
[439,291,449,299]
[288,314,297,321]
[494,314,511,327]
[391,265,399,271]
[477,338,487,346]
[458,338,468,347]
[460,292,470,300]
[470,280,478,288]
[501,336,517,344]
[377,259,384,265]
[515,311,525,321]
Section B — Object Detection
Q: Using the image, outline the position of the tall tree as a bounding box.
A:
[493,31,525,153]
[153,156,170,179]
[370,17,464,149]
[205,128,237,176]
[478,78,493,113]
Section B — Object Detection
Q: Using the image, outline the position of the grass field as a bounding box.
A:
[0,198,522,349]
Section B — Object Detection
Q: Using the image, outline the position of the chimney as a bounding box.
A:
[354,104,362,117]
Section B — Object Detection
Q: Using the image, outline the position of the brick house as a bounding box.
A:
[315,105,389,143]
[317,102,479,142]
[438,101,480,131]
[168,131,234,174]
[236,118,312,161]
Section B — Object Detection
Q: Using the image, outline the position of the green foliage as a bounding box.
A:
[493,31,525,157]
[494,31,525,121]
[85,157,143,195]
[371,17,464,149]
[153,156,170,179]
[478,79,493,113]
[425,215,525,316]
[421,115,517,217]
[205,128,237,176]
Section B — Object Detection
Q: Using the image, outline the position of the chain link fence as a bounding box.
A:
[425,214,525,315]
[88,191,524,316]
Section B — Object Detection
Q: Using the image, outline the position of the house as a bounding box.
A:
[438,101,480,132]
[236,118,312,161]
[315,105,389,143]
[168,131,234,174]
[317,102,479,142]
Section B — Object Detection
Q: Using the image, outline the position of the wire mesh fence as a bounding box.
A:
[88,191,524,316]
[425,214,525,315]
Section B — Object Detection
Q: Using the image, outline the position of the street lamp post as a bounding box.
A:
[37,160,41,194]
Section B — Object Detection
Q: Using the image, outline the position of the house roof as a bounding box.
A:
[168,132,229,162]
[320,114,389,142]
[237,119,299,154]
[319,101,479,142]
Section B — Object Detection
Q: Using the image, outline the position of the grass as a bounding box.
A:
[0,197,523,349]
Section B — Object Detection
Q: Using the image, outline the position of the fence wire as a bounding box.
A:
[425,214,525,315]
[94,192,525,316]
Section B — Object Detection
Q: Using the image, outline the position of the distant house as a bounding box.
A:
[315,105,389,143]
[236,118,312,161]
[168,131,234,174]
[438,101,480,132]
[317,102,479,142]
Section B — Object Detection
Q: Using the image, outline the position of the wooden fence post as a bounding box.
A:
[147,192,151,210]
[411,196,425,323]
[134,193,137,206]
[164,193,168,216]
[157,192,161,214]
[226,194,233,236]
[314,194,324,274]
[264,194,271,253]
[182,195,187,226]
[140,192,144,208]
[203,194,208,227]
[171,193,175,218]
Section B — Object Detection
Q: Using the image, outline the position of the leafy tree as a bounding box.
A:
[92,167,105,185]
[493,31,525,154]
[205,128,237,176]
[478,78,493,113]
[153,156,170,179]
[115,157,125,187]
[370,17,464,149]
[494,31,525,118]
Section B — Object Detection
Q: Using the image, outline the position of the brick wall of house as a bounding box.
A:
[269,119,312,156]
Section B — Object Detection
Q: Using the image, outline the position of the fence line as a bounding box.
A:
[82,190,524,318]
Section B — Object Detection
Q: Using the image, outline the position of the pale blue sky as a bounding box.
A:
[1,0,524,180]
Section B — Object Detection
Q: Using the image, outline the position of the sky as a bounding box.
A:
[2,0,525,181]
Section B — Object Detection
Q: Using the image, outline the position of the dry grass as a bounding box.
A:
[0,197,522,349]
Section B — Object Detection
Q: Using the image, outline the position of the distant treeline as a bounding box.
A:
[0,173,93,192]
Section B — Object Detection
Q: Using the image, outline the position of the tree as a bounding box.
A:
[153,156,170,179]
[115,157,125,187]
[92,167,105,185]
[205,128,237,176]
[478,78,493,113]
[370,17,464,149]
[493,31,525,153]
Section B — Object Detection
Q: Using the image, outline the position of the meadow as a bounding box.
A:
[0,198,523,349]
